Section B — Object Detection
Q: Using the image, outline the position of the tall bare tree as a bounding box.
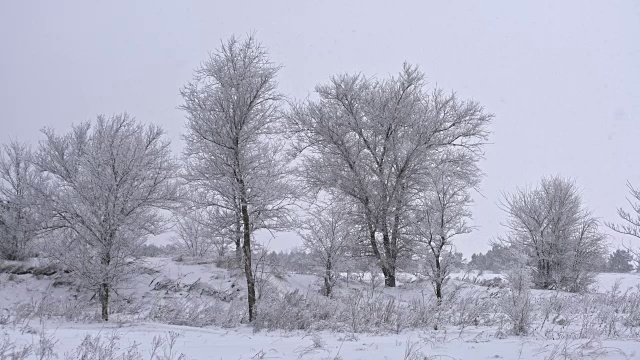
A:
[501,176,606,292]
[34,114,178,321]
[180,35,296,321]
[287,64,491,286]
[0,141,45,260]
[412,164,476,301]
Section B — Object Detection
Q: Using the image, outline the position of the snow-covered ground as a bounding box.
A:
[2,258,640,359]
[593,272,640,293]
[452,270,640,293]
[3,322,638,360]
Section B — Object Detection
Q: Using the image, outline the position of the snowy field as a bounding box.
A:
[1,257,640,359]
[3,323,639,360]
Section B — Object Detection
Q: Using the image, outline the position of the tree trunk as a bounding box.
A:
[383,267,396,287]
[435,255,443,303]
[536,258,553,289]
[240,200,256,322]
[381,232,396,287]
[324,258,332,297]
[100,282,109,321]
[100,253,111,321]
[234,211,243,270]
[367,227,396,287]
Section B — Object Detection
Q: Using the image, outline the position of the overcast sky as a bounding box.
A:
[1,1,639,256]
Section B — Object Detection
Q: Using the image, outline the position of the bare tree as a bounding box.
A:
[412,165,475,302]
[180,34,296,321]
[607,182,640,262]
[501,176,606,292]
[181,182,244,266]
[0,141,45,260]
[299,200,354,297]
[34,114,178,321]
[172,208,222,258]
[287,64,491,287]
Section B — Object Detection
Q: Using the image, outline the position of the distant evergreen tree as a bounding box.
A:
[468,243,511,272]
[607,249,634,273]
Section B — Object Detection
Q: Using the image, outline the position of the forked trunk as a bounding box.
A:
[367,227,397,287]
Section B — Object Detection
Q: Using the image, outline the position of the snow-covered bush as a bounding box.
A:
[252,282,501,334]
[500,265,533,335]
[147,297,245,328]
[60,332,188,360]
[253,289,334,331]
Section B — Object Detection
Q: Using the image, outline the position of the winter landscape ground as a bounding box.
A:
[1,256,640,360]
[1,2,639,359]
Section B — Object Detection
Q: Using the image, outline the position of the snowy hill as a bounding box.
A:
[2,257,640,359]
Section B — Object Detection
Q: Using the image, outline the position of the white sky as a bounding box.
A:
[1,1,639,257]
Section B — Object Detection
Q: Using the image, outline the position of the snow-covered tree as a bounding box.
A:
[34,114,179,321]
[180,34,297,321]
[607,182,640,239]
[298,200,354,297]
[501,176,607,292]
[412,165,476,301]
[179,183,244,266]
[607,182,640,263]
[468,243,511,272]
[172,208,223,258]
[287,64,491,287]
[0,141,45,260]
[606,249,634,273]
